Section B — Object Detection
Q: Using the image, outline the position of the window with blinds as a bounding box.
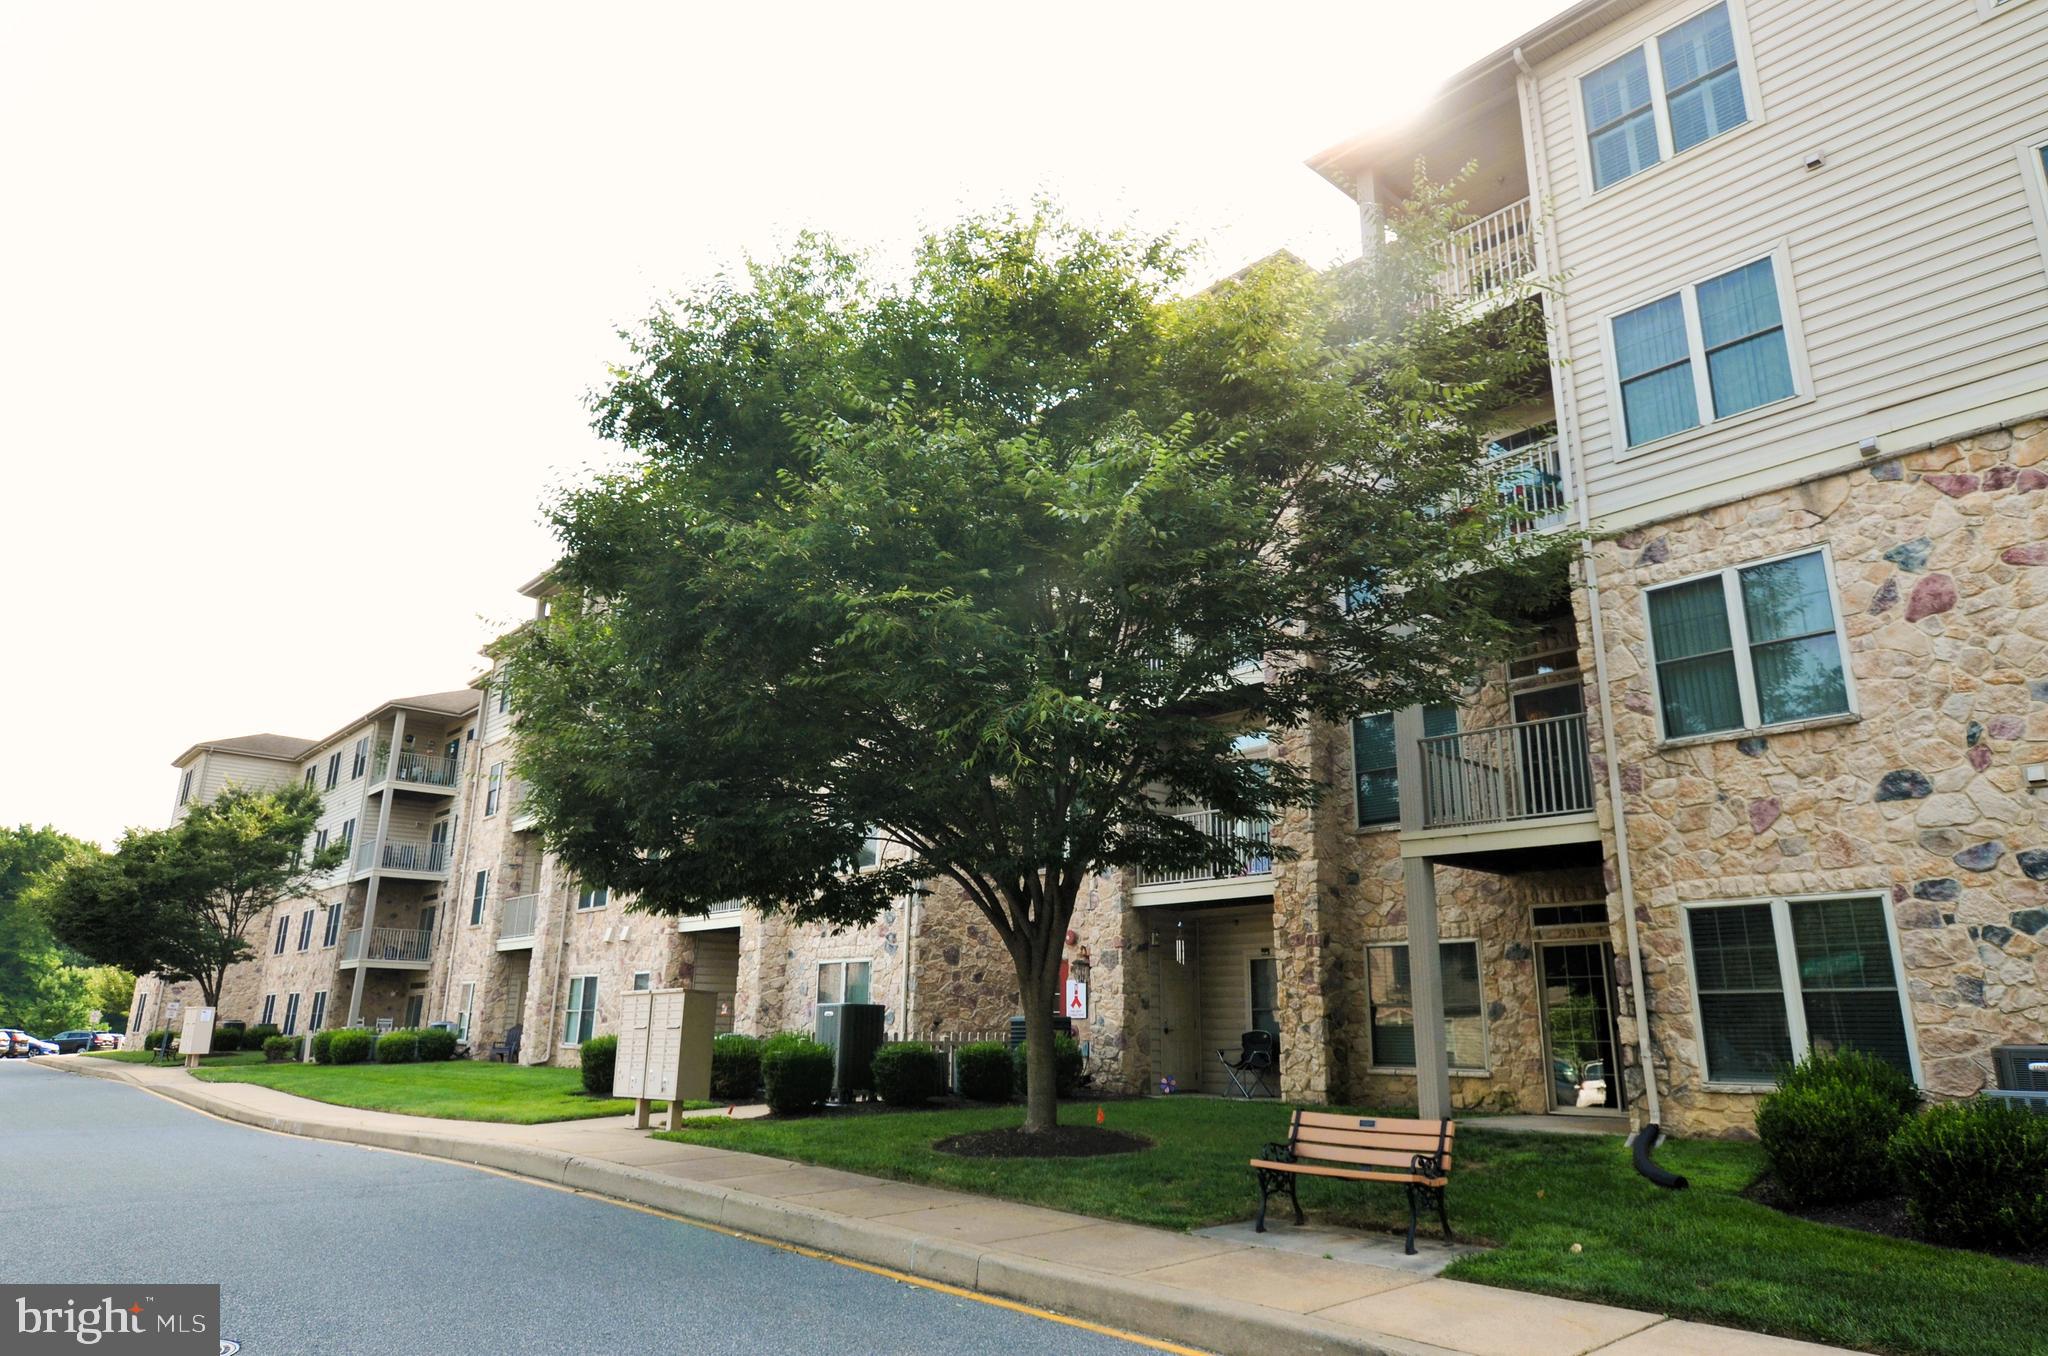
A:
[1687,895,1913,1085]
[1353,704,1457,826]
[1612,253,1798,448]
[1646,549,1849,739]
[1581,2,1750,192]
[1367,941,1487,1071]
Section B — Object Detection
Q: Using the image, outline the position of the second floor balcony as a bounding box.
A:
[1132,808,1274,907]
[1436,197,1536,311]
[678,896,745,932]
[340,926,434,970]
[497,893,538,949]
[1403,711,1601,868]
[368,743,461,794]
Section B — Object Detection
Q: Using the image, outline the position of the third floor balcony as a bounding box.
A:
[1436,197,1536,312]
[352,839,451,879]
[367,742,461,795]
[497,893,537,949]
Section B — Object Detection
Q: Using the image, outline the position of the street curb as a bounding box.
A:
[33,1056,1426,1355]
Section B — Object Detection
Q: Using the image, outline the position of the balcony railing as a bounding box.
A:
[341,926,434,965]
[1135,809,1274,888]
[498,893,538,944]
[1437,197,1534,308]
[354,839,452,875]
[370,743,461,789]
[1418,712,1594,830]
[1490,435,1569,534]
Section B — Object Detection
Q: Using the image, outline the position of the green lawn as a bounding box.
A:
[190,1059,717,1124]
[656,1099,2046,1356]
[87,1050,267,1066]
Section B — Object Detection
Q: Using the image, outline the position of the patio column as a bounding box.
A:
[1394,704,1451,1122]
[345,709,406,1029]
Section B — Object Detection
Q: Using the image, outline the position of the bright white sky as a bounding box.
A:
[1,1,1553,846]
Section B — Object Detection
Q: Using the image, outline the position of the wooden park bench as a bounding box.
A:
[1250,1110,1456,1254]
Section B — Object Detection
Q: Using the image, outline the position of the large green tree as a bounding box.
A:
[502,197,1567,1130]
[44,783,345,1009]
[0,825,97,1034]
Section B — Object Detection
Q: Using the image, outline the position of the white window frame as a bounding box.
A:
[816,959,873,1007]
[273,915,288,955]
[631,971,652,992]
[1364,938,1490,1076]
[322,904,341,949]
[1679,892,1922,1091]
[351,737,368,780]
[260,993,276,1025]
[576,885,608,911]
[282,993,301,1036]
[470,870,489,926]
[177,768,194,807]
[1979,0,2035,18]
[1569,0,1765,200]
[455,982,475,1041]
[1604,242,1812,459]
[297,908,313,951]
[2019,136,2048,273]
[309,989,327,1032]
[1640,543,1857,743]
[562,974,598,1046]
[485,763,504,816]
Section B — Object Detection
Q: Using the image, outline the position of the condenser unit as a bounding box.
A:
[816,1002,886,1104]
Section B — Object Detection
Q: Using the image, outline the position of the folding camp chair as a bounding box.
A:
[1218,1030,1278,1098]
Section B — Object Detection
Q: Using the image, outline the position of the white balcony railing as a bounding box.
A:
[1490,435,1570,534]
[498,894,538,943]
[370,743,461,789]
[1437,197,1534,309]
[1418,712,1593,830]
[341,926,434,965]
[354,839,452,875]
[1135,809,1274,888]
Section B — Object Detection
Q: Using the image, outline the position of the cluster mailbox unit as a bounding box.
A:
[612,988,718,1128]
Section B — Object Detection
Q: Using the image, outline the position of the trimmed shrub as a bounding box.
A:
[872,1042,945,1107]
[1756,1050,1918,1206]
[209,1026,243,1053]
[143,1029,178,1052]
[243,1023,281,1048]
[1012,1033,1085,1100]
[955,1041,1014,1103]
[261,1035,296,1063]
[310,1030,336,1064]
[762,1038,834,1115]
[580,1034,618,1095]
[1890,1100,2048,1252]
[416,1027,457,1062]
[374,1029,419,1064]
[711,1034,764,1101]
[759,1030,812,1063]
[326,1028,372,1065]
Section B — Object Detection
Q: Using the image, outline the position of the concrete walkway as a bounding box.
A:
[40,1056,1855,1356]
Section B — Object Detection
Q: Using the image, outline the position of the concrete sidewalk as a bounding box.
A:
[39,1056,1853,1356]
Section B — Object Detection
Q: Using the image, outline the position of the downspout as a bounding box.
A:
[899,891,917,1041]
[539,835,572,1066]
[1514,45,1663,1128]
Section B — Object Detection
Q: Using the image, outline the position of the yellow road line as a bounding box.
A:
[72,1065,1209,1355]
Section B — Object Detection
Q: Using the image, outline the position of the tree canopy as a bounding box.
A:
[502,197,1569,1129]
[0,824,102,1035]
[44,783,345,1009]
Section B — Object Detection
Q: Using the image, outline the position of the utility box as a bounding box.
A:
[816,1002,886,1104]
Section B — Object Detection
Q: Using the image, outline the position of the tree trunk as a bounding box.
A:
[1018,954,1062,1134]
[198,972,221,1009]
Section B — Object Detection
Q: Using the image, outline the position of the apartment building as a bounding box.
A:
[1245,0,2048,1135]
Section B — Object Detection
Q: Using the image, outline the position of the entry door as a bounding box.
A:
[1538,943,1624,1114]
[404,994,424,1028]
[1512,683,1586,817]
[1153,917,1201,1090]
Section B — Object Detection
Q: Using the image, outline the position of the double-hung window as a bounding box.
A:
[308,990,327,1032]
[1353,705,1458,826]
[1582,2,1749,191]
[351,737,368,779]
[325,752,341,790]
[485,763,504,816]
[321,904,341,948]
[470,870,489,925]
[1614,253,1797,448]
[297,909,313,951]
[1646,548,1850,739]
[282,993,301,1036]
[1366,941,1487,1071]
[177,769,194,807]
[817,960,872,1006]
[563,975,598,1045]
[260,994,277,1025]
[273,916,288,955]
[455,982,475,1041]
[1685,895,1914,1084]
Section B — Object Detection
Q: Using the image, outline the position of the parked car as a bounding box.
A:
[0,1030,22,1058]
[2,1030,56,1057]
[50,1030,107,1054]
[93,1032,121,1050]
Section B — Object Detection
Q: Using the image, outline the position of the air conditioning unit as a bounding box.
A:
[816,1003,886,1104]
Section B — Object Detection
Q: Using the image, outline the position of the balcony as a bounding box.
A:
[353,839,451,878]
[1436,197,1535,312]
[1490,435,1570,535]
[1132,809,1274,906]
[367,743,461,794]
[340,926,434,970]
[1402,712,1601,867]
[497,894,538,949]
[677,897,745,933]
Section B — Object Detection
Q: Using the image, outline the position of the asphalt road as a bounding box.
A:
[0,1061,1150,1355]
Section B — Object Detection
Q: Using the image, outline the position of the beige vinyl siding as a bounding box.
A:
[192,751,298,804]
[1193,905,1275,1096]
[1533,0,2048,529]
[688,931,741,1034]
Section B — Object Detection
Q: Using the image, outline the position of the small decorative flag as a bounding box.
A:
[1095,1105,1105,1125]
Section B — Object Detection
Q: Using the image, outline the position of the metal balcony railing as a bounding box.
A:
[370,743,461,789]
[1418,712,1594,829]
[1490,435,1570,534]
[1437,197,1534,308]
[354,839,452,875]
[1135,809,1274,888]
[341,926,433,964]
[498,894,538,943]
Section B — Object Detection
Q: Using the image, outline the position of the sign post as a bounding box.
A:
[158,1000,183,1063]
[178,1005,216,1071]
[613,989,717,1130]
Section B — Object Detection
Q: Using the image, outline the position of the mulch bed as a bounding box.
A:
[934,1125,1152,1159]
[1743,1175,2047,1268]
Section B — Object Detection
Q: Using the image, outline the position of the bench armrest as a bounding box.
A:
[1410,1151,1445,1178]
[1262,1141,1297,1164]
